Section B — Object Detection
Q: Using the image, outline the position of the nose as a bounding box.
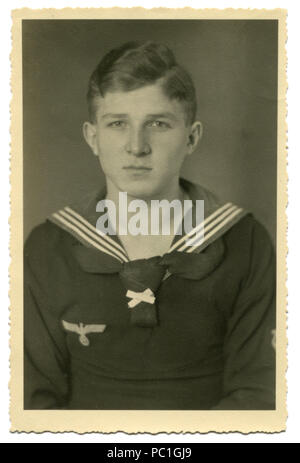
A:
[125,128,151,156]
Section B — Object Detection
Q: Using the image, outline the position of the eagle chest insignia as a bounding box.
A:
[62,320,107,346]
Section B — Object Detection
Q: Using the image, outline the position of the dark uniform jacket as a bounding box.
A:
[24,179,276,410]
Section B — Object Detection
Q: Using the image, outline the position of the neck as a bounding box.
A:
[105,177,184,206]
[105,177,186,236]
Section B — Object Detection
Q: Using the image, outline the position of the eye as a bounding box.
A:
[107,120,127,128]
[148,120,171,129]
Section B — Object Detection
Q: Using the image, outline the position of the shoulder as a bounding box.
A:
[24,187,105,260]
[182,178,273,248]
[225,214,274,255]
[24,219,78,275]
[24,219,83,309]
[223,214,275,289]
[25,219,75,256]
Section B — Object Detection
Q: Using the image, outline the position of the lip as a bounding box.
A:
[123,166,152,171]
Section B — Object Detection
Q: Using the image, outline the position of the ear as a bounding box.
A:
[83,121,99,156]
[187,121,203,155]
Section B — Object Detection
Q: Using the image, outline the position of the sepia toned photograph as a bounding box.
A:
[10,8,287,433]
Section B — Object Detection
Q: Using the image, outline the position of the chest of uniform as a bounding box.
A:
[65,267,230,324]
[60,268,236,375]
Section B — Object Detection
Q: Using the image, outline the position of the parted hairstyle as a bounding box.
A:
[87,41,197,125]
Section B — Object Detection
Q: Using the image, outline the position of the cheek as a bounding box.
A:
[96,133,124,163]
[96,131,124,152]
[151,132,188,162]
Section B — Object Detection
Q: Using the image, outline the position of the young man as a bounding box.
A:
[24,42,276,410]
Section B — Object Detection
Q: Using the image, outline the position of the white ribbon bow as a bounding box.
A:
[126,288,155,308]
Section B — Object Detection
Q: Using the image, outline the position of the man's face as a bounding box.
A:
[84,83,201,199]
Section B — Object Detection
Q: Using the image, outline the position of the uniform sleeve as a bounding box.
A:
[213,219,276,410]
[24,227,70,409]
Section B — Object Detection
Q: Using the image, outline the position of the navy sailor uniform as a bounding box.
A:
[24,179,276,410]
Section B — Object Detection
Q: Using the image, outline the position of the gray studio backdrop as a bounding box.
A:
[23,20,278,243]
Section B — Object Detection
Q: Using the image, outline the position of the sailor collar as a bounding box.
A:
[49,179,248,328]
[49,178,247,266]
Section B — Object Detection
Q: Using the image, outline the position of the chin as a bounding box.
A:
[121,179,163,200]
[127,186,159,200]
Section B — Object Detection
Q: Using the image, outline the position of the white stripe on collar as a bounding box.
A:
[50,202,246,263]
[168,202,234,253]
[65,206,126,255]
[51,208,129,263]
[184,206,244,253]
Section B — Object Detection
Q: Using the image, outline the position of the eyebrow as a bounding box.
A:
[101,113,128,119]
[101,112,178,120]
[146,113,178,120]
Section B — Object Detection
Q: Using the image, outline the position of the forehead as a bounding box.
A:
[95,83,186,121]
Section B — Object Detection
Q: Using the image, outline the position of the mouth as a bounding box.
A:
[123,166,152,171]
